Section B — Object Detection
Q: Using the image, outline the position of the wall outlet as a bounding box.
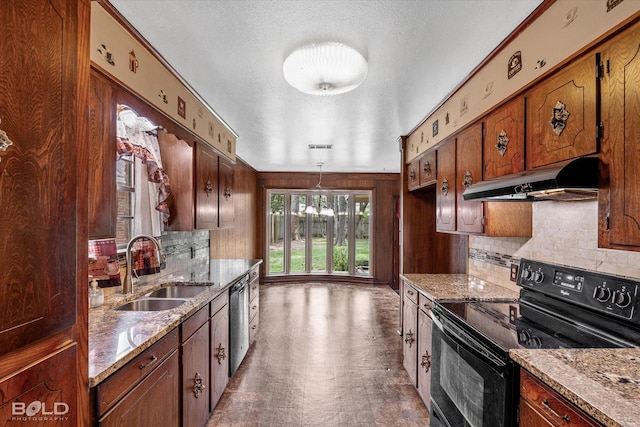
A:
[510,263,519,282]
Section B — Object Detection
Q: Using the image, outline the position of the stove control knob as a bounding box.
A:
[518,330,531,344]
[593,286,612,303]
[531,336,542,348]
[614,290,633,308]
[533,271,545,283]
[523,268,533,281]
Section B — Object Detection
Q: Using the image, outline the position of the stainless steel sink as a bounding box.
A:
[114,298,186,311]
[145,285,209,299]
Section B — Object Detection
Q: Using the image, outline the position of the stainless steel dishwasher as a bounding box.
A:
[229,274,250,377]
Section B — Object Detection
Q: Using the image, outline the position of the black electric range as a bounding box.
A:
[429,259,640,427]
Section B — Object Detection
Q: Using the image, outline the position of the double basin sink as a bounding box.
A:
[114,285,210,312]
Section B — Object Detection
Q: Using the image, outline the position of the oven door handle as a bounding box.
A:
[432,311,506,369]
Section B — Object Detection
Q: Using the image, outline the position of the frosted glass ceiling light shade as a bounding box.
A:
[283,42,368,96]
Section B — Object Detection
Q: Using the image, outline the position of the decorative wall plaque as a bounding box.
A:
[177,96,186,119]
[508,51,522,79]
[607,0,623,12]
[158,90,168,104]
[208,121,215,137]
[496,130,509,156]
[461,96,469,115]
[549,101,570,136]
[128,50,139,73]
[97,43,115,66]
[432,120,439,137]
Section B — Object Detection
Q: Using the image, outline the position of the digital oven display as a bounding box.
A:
[553,271,584,292]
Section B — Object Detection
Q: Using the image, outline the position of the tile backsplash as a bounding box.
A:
[469,200,640,291]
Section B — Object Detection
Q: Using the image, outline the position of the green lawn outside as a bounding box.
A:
[269,238,369,273]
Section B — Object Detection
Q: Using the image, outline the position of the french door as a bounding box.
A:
[267,190,371,276]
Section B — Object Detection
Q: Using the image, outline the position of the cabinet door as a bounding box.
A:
[600,22,640,250]
[407,159,420,191]
[158,131,194,231]
[436,138,456,232]
[100,351,180,427]
[456,124,484,234]
[483,97,525,179]
[89,70,117,238]
[195,142,219,229]
[0,345,78,425]
[419,150,437,187]
[0,0,82,356]
[526,53,599,169]
[211,304,229,410]
[218,156,235,228]
[402,297,418,386]
[417,308,432,411]
[182,321,211,427]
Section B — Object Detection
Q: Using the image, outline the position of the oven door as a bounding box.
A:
[430,310,517,427]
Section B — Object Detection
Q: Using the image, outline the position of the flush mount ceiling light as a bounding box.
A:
[283,42,368,96]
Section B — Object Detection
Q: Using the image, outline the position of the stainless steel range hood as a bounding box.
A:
[462,157,599,201]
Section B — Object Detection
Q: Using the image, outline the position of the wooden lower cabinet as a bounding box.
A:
[99,351,180,427]
[519,368,602,427]
[402,292,418,385]
[182,306,211,427]
[416,296,433,411]
[248,265,260,344]
[211,295,230,411]
[96,330,180,426]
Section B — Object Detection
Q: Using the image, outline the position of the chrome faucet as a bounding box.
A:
[123,234,165,294]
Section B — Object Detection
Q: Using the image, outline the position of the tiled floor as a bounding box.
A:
[207,282,430,426]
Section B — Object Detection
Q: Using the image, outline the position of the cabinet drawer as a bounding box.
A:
[249,279,259,303]
[182,305,209,341]
[418,293,432,314]
[404,284,418,304]
[210,292,228,317]
[96,329,179,416]
[249,312,259,343]
[250,293,260,322]
[520,369,600,426]
[249,266,259,283]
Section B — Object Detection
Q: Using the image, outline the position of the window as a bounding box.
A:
[267,189,371,277]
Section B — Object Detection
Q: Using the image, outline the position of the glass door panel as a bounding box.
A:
[268,192,285,273]
[290,194,307,273]
[332,194,349,273]
[311,195,328,272]
[355,193,371,275]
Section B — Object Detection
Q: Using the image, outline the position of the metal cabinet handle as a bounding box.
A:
[441,178,449,196]
[421,351,431,373]
[193,372,206,398]
[407,290,414,296]
[542,399,570,423]
[223,186,231,200]
[0,118,14,162]
[423,161,431,175]
[139,355,157,370]
[463,170,473,188]
[205,180,213,197]
[216,343,226,365]
[404,331,415,348]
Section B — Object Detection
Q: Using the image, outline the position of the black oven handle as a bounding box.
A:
[432,311,506,369]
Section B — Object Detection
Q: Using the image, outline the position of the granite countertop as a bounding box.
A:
[88,258,262,387]
[510,348,640,427]
[400,273,519,302]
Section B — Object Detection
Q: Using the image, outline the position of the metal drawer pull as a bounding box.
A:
[0,118,14,162]
[421,351,431,373]
[404,331,415,347]
[542,399,570,423]
[139,355,157,370]
[216,343,226,364]
[407,290,414,296]
[193,372,206,398]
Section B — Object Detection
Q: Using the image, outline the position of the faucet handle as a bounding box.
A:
[160,253,167,270]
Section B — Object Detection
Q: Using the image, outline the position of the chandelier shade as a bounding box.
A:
[283,42,368,96]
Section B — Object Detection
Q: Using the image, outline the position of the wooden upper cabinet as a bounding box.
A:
[195,141,219,229]
[525,52,600,169]
[89,70,117,238]
[483,97,525,179]
[218,156,235,228]
[407,159,420,191]
[456,124,484,234]
[599,20,640,251]
[419,150,437,187]
[157,132,194,231]
[436,138,456,232]
[0,0,85,356]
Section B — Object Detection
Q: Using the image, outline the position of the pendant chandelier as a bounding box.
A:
[305,162,334,216]
[283,42,368,96]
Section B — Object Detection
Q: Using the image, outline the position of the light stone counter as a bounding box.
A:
[89,258,262,387]
[400,273,519,302]
[510,348,640,427]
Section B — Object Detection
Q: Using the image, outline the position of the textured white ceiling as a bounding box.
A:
[109,0,543,173]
